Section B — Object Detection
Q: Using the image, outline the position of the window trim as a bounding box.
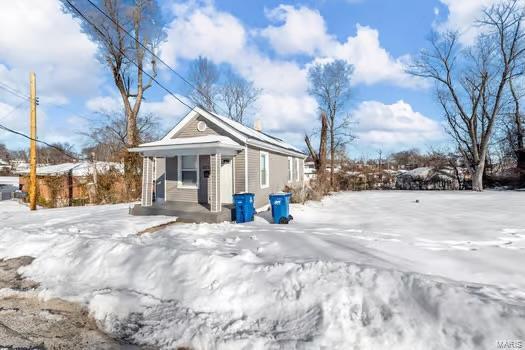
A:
[260,151,270,189]
[177,155,199,189]
[287,157,293,183]
[295,158,300,182]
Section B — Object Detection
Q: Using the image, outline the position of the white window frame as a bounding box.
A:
[287,157,293,183]
[260,151,270,189]
[177,155,199,189]
[295,158,300,182]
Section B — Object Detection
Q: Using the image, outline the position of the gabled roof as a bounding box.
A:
[162,107,306,158]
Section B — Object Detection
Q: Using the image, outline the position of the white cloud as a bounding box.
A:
[260,5,334,56]
[85,94,191,128]
[161,2,317,144]
[352,100,445,149]
[86,96,121,113]
[254,93,318,133]
[0,0,103,103]
[142,95,192,126]
[331,25,424,87]
[437,0,500,44]
[161,3,246,66]
[260,6,424,88]
[0,100,88,150]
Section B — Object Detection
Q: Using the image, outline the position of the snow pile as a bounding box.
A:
[1,192,525,349]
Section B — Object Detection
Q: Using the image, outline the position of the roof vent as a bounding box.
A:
[254,119,262,132]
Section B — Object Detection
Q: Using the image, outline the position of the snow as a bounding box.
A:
[0,176,19,186]
[16,161,123,176]
[206,108,303,154]
[139,135,241,148]
[0,192,524,349]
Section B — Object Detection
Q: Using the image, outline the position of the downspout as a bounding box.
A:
[244,143,249,192]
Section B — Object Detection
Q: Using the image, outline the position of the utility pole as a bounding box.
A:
[29,72,37,210]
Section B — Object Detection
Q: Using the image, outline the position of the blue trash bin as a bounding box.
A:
[269,193,293,224]
[233,193,255,223]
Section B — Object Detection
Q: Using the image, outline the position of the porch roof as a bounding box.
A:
[128,135,244,157]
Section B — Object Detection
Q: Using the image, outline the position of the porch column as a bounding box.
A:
[210,153,222,212]
[141,156,154,207]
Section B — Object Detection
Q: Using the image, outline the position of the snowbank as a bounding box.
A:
[0,192,524,349]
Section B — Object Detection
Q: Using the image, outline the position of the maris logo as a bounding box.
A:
[497,340,523,349]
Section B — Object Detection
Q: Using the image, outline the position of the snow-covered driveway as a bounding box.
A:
[1,191,524,349]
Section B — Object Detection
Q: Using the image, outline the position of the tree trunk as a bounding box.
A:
[319,113,328,178]
[472,163,485,191]
[330,126,335,190]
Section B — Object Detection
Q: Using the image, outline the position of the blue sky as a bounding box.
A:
[0,0,494,157]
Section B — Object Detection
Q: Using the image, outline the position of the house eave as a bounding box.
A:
[246,138,307,158]
[128,142,244,157]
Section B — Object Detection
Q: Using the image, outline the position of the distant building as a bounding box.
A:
[395,167,461,190]
[0,176,19,201]
[18,161,124,207]
[0,159,11,173]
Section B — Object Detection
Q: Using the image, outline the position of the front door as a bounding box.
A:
[221,158,233,204]
[199,155,210,204]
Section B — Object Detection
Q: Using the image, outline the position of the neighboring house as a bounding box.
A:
[18,161,123,207]
[129,106,306,222]
[304,159,316,182]
[0,176,19,201]
[395,167,461,190]
[11,160,29,173]
[0,159,10,173]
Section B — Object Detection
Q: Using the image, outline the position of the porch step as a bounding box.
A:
[130,203,234,223]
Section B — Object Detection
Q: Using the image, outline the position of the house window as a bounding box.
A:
[295,158,300,181]
[288,157,293,182]
[260,151,269,188]
[179,155,199,188]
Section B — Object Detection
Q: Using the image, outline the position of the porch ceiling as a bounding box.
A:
[128,135,243,157]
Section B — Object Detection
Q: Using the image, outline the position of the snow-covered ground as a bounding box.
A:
[1,192,524,349]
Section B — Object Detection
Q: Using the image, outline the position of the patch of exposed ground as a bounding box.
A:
[136,220,181,236]
[0,256,131,350]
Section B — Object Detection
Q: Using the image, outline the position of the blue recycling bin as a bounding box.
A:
[233,193,255,223]
[269,193,293,224]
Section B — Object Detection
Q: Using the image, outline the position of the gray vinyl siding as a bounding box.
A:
[165,156,209,203]
[209,154,221,212]
[246,146,304,209]
[234,148,246,193]
[173,115,227,138]
[155,157,165,199]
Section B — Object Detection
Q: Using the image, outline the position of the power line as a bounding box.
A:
[84,0,228,116]
[64,0,194,114]
[0,100,27,121]
[0,82,30,101]
[0,101,79,160]
[0,122,80,160]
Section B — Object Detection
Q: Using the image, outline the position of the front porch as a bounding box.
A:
[129,135,244,223]
[130,201,234,223]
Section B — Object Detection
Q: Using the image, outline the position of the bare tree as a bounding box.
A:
[81,110,161,162]
[221,71,261,125]
[188,56,220,112]
[409,1,525,190]
[507,75,525,173]
[0,144,9,161]
[37,143,78,165]
[9,149,28,162]
[305,112,329,192]
[62,0,165,190]
[308,60,354,188]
